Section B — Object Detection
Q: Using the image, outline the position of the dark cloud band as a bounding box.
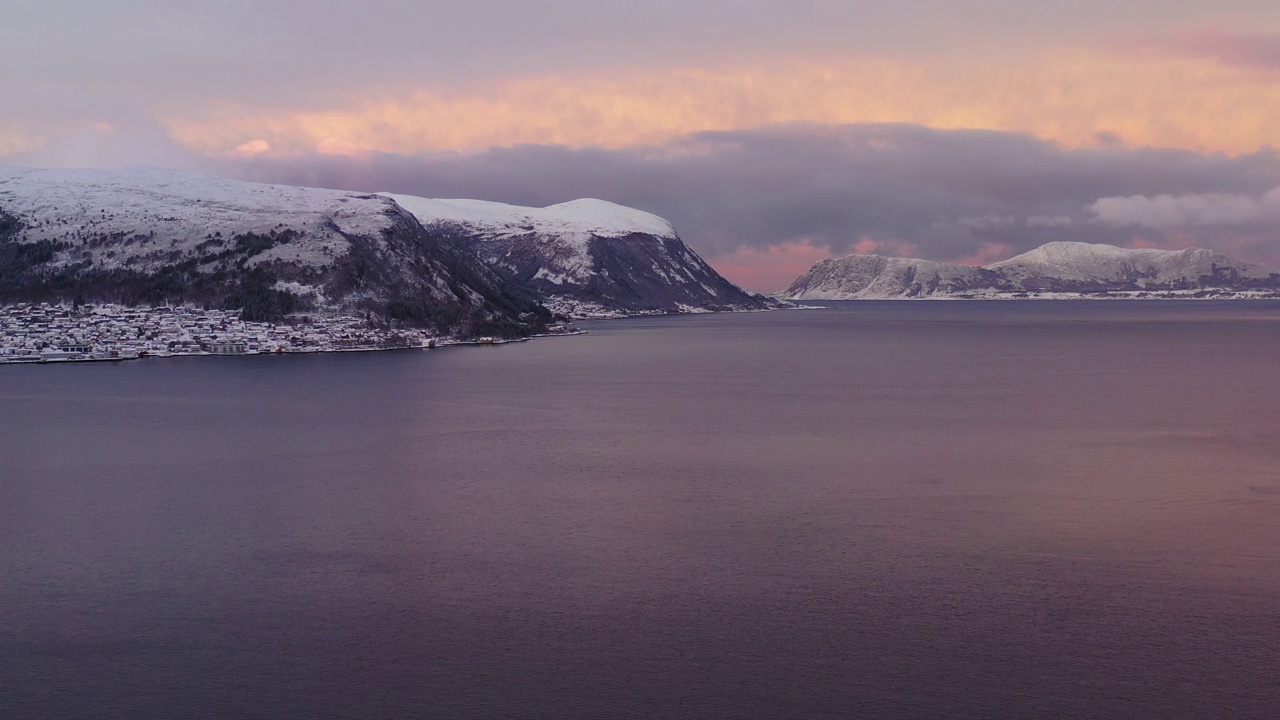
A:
[213,123,1280,283]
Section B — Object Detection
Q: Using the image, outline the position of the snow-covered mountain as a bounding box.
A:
[0,166,542,335]
[383,193,779,317]
[781,242,1280,299]
[779,255,1002,300]
[988,243,1279,291]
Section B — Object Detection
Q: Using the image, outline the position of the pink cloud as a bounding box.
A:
[232,139,272,156]
[851,237,920,258]
[171,43,1280,160]
[709,237,930,292]
[954,242,1015,266]
[708,239,835,293]
[316,136,366,156]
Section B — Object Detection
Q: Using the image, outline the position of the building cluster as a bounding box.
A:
[0,303,449,363]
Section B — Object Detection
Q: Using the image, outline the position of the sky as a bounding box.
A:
[5,1,1280,290]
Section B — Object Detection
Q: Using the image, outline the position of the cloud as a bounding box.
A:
[8,1,1272,106]
[1091,188,1280,227]
[4,118,202,170]
[1170,31,1280,73]
[203,123,1280,289]
[7,3,1280,177]
[12,29,1280,158]
[1026,215,1074,228]
[0,83,204,169]
[163,48,1280,157]
[231,139,272,157]
[315,136,366,156]
[707,240,836,293]
[957,214,1018,230]
[954,242,1016,266]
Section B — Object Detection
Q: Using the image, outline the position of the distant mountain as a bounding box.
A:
[986,243,1280,292]
[780,242,1280,300]
[383,193,780,317]
[779,255,1001,300]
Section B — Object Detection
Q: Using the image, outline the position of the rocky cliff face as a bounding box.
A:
[383,193,780,318]
[781,242,1280,299]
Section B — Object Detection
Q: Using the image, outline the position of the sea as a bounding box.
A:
[2,301,1278,719]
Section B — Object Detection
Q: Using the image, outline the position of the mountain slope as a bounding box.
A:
[781,242,1280,299]
[383,193,779,317]
[0,166,544,335]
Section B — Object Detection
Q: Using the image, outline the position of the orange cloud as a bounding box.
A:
[169,46,1280,157]
[0,126,35,156]
[231,139,272,156]
[315,136,365,156]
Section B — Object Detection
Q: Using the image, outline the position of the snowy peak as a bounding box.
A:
[991,241,1143,273]
[379,194,677,242]
[536,198,678,240]
[781,242,1280,299]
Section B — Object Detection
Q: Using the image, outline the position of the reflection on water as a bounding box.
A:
[2,302,1278,719]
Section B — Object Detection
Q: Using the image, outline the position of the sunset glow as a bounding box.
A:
[164,49,1280,157]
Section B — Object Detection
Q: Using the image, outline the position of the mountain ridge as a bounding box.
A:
[780,242,1280,300]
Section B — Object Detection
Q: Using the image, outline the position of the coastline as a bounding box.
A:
[0,301,595,366]
[0,330,591,366]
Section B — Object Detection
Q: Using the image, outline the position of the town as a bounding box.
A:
[0,303,561,364]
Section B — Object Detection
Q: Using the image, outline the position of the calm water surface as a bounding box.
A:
[2,302,1278,719]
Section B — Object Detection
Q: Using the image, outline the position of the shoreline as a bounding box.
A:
[1,330,590,366]
[0,299,780,366]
